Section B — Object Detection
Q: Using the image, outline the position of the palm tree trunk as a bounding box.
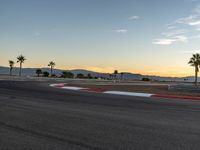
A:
[10,68,12,76]
[195,66,198,86]
[51,67,53,77]
[19,63,22,76]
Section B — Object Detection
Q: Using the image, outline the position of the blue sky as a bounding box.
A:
[1,0,200,76]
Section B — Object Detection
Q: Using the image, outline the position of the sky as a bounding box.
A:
[1,0,200,77]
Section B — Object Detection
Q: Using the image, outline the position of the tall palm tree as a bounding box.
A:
[48,61,56,76]
[8,60,15,76]
[188,53,200,86]
[17,55,26,76]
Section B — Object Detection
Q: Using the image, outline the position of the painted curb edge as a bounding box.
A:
[50,84,200,101]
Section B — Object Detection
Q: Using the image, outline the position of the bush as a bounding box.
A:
[51,74,57,77]
[142,78,151,81]
[43,71,49,77]
[87,73,93,79]
[76,73,85,79]
[35,69,42,77]
[61,71,74,78]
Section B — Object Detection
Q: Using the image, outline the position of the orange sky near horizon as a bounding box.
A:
[0,50,196,77]
[0,59,194,77]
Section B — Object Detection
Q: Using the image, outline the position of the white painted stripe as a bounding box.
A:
[61,86,88,91]
[104,91,153,97]
[50,83,66,87]
[50,84,154,98]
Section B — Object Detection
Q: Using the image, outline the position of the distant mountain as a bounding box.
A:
[0,66,195,82]
[70,69,109,78]
[119,72,143,80]
[0,66,108,78]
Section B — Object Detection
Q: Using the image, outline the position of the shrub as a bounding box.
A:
[76,73,85,79]
[61,71,74,78]
[142,78,151,81]
[87,73,93,79]
[43,71,49,77]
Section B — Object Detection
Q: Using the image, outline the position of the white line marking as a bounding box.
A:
[50,84,154,98]
[61,86,88,91]
[104,91,153,97]
[50,83,66,87]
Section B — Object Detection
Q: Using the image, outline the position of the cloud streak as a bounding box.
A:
[182,50,200,53]
[129,16,140,20]
[113,29,128,33]
[162,29,188,37]
[175,15,200,26]
[153,36,188,45]
[153,4,200,45]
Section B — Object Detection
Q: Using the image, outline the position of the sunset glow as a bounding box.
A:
[1,0,200,77]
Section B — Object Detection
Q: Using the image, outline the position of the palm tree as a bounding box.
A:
[17,55,26,76]
[120,72,124,80]
[188,53,200,86]
[36,69,42,77]
[114,70,118,80]
[109,74,112,80]
[48,61,56,76]
[8,60,15,76]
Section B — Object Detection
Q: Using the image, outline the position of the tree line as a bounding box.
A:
[8,54,200,85]
[8,55,125,80]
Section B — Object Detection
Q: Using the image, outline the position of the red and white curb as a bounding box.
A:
[49,84,200,100]
[50,84,152,97]
[50,83,66,88]
[104,91,153,97]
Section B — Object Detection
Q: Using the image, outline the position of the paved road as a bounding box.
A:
[0,80,200,150]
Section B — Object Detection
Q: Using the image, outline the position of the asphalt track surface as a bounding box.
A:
[1,80,200,150]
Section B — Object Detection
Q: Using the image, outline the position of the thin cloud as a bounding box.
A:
[153,4,200,45]
[182,50,200,54]
[186,0,199,2]
[153,39,176,45]
[184,0,199,3]
[129,16,140,20]
[113,29,128,33]
[175,15,200,26]
[162,29,188,37]
[153,36,188,45]
[34,31,41,36]
[166,26,177,30]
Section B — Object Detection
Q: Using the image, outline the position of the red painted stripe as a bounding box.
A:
[152,94,200,101]
[51,84,200,101]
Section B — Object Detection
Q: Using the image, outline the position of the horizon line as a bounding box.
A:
[0,65,194,78]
